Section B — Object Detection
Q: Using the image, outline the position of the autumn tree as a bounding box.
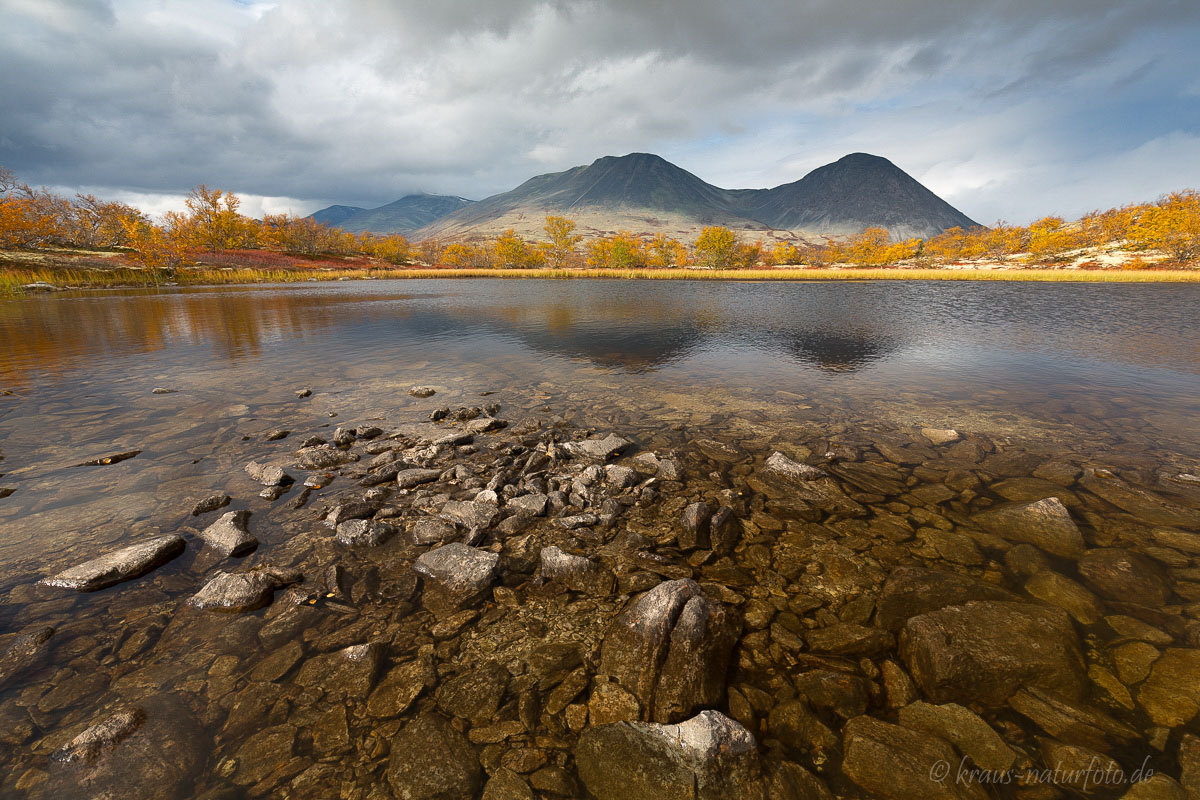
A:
[120,217,184,270]
[543,215,581,268]
[766,241,801,266]
[494,229,544,268]
[586,232,645,269]
[180,185,253,253]
[1129,190,1200,263]
[693,226,738,269]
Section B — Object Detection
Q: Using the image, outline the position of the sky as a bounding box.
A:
[1,0,1198,225]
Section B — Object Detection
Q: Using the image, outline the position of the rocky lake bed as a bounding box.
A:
[1,279,1199,798]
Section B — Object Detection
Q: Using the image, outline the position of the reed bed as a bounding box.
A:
[3,264,1198,296]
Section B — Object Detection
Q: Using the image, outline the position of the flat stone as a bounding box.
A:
[191,494,230,515]
[396,468,442,489]
[563,434,632,461]
[335,518,396,546]
[972,497,1085,558]
[54,708,146,764]
[198,510,258,557]
[465,417,507,433]
[679,502,713,549]
[245,460,292,486]
[920,428,961,445]
[189,566,302,613]
[1008,686,1138,750]
[408,386,437,398]
[41,535,186,591]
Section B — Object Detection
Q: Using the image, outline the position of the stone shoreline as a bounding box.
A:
[2,390,1200,798]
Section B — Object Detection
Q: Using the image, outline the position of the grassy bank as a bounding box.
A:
[3,264,1199,296]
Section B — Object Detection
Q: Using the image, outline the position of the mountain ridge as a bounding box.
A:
[314,152,978,241]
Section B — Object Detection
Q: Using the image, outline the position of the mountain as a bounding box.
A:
[309,193,474,236]
[415,152,977,241]
[419,153,758,240]
[743,153,978,239]
[309,204,365,227]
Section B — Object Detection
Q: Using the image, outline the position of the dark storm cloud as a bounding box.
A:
[1,0,1197,221]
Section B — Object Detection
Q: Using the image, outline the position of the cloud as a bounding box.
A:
[0,0,1197,223]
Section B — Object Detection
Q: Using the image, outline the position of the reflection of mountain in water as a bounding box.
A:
[780,328,907,373]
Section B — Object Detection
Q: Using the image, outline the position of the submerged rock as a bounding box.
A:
[41,535,186,591]
[190,493,230,515]
[1077,548,1171,606]
[410,517,459,546]
[842,715,986,800]
[46,698,206,800]
[972,497,1085,558]
[900,600,1087,705]
[387,713,482,800]
[876,567,1014,631]
[749,451,865,517]
[54,708,146,764]
[293,446,359,470]
[189,566,302,612]
[198,509,258,557]
[599,578,739,723]
[0,626,54,688]
[575,710,763,800]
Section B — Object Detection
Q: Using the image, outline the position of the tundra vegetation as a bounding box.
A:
[1,165,1198,294]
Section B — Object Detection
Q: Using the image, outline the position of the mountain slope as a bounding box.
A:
[743,153,978,239]
[419,153,765,239]
[309,204,365,227]
[310,194,474,235]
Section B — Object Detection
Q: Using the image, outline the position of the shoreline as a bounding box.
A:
[4,265,1200,296]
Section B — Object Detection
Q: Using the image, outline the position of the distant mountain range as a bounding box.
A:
[311,194,473,235]
[310,152,978,240]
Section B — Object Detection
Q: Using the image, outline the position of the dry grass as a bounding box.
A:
[4,264,1199,297]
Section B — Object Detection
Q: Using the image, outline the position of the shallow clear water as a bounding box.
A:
[1,278,1198,797]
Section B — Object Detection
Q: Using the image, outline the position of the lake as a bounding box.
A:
[1,279,1199,797]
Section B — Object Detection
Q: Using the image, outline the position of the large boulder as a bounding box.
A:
[41,535,186,591]
[198,510,258,557]
[387,713,482,800]
[189,566,302,613]
[900,601,1087,706]
[576,710,764,800]
[599,579,739,723]
[842,715,987,800]
[414,542,500,612]
[972,497,1085,558]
